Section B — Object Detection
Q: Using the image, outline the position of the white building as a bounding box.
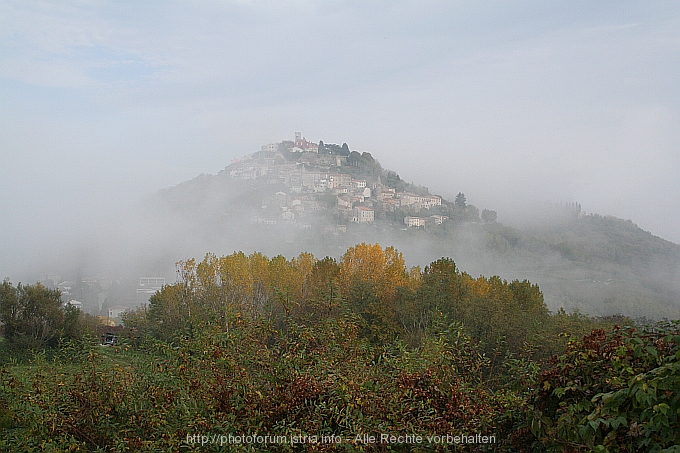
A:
[65,300,82,310]
[137,277,166,294]
[352,206,375,223]
[397,193,442,209]
[397,192,420,206]
[429,214,449,225]
[377,189,396,201]
[422,195,442,207]
[281,210,295,222]
[404,216,428,228]
[261,143,279,153]
[107,306,129,325]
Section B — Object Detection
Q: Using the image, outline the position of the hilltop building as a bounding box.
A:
[261,143,278,153]
[294,132,318,153]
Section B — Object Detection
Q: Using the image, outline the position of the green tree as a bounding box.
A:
[341,142,350,156]
[347,151,361,166]
[0,281,65,348]
[465,204,480,221]
[455,192,467,208]
[306,256,341,316]
[481,209,497,222]
[317,140,325,154]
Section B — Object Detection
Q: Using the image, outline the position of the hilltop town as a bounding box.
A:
[223,132,472,232]
[22,133,680,324]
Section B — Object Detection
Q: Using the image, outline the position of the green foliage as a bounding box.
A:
[455,192,467,208]
[1,315,519,451]
[411,258,557,362]
[527,322,680,452]
[318,142,350,156]
[481,209,497,222]
[0,280,77,348]
[343,151,383,181]
[1,244,675,452]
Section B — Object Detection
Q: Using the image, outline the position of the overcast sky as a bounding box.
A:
[1,0,679,278]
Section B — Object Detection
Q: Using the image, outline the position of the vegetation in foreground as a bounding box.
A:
[1,243,678,452]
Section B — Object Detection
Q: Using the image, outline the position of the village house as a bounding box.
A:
[337,195,352,208]
[397,193,442,211]
[429,214,449,225]
[328,173,351,189]
[281,210,295,223]
[230,163,268,179]
[351,179,367,189]
[397,192,420,206]
[261,143,279,153]
[352,206,374,223]
[404,216,428,228]
[422,195,442,207]
[382,198,401,212]
[377,188,396,201]
[274,191,287,207]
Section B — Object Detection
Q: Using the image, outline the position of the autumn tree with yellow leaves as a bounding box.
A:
[338,243,409,300]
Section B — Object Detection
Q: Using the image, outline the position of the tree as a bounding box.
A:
[338,243,408,302]
[305,256,341,316]
[317,140,326,154]
[465,204,480,221]
[481,209,497,222]
[347,151,361,167]
[0,280,65,347]
[455,192,467,208]
[147,283,191,341]
[360,152,375,165]
[340,143,350,156]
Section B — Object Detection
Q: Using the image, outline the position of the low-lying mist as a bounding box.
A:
[3,165,679,322]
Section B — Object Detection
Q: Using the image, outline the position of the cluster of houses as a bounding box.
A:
[228,133,447,229]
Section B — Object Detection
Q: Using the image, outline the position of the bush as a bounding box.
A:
[526,322,680,452]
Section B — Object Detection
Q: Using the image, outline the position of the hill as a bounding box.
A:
[145,138,680,320]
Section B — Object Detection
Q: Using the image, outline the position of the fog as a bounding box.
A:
[1,1,678,317]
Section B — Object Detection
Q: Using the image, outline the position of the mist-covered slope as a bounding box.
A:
[144,153,680,320]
